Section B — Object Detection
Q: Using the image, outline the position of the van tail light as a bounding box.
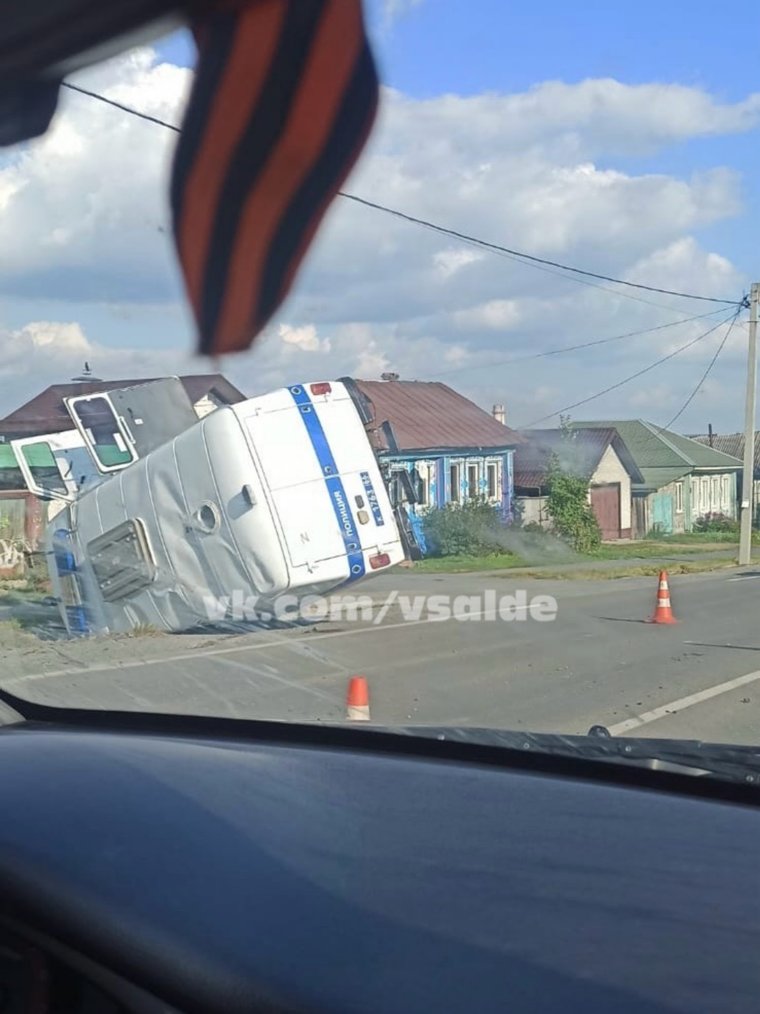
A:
[369,553,391,570]
[310,382,332,395]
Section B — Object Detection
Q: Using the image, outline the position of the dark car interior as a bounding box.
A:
[0,693,758,1013]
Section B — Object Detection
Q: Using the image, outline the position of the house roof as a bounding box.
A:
[690,432,760,474]
[0,374,247,438]
[514,427,644,490]
[571,420,743,491]
[351,379,522,454]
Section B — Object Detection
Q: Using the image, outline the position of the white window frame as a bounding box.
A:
[467,462,480,500]
[486,460,500,502]
[65,393,137,473]
[10,431,99,503]
[675,481,683,514]
[449,462,461,503]
[414,464,430,507]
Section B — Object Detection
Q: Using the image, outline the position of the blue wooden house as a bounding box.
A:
[350,379,522,549]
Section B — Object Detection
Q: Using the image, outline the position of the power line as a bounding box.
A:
[64,83,676,314]
[417,222,696,313]
[429,306,730,379]
[61,81,181,132]
[663,308,742,430]
[60,80,744,309]
[523,311,738,428]
[340,193,742,307]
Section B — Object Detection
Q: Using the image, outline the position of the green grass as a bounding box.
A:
[412,538,741,574]
[518,559,737,581]
[0,571,52,603]
[584,541,724,560]
[414,553,527,573]
[644,530,760,545]
[0,587,50,605]
[0,618,38,645]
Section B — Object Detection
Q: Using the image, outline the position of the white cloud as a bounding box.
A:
[454,299,522,331]
[382,80,760,159]
[433,247,485,279]
[278,323,331,354]
[443,345,469,365]
[0,49,188,304]
[17,321,89,353]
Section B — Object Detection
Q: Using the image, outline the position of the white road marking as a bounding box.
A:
[727,574,760,582]
[3,603,535,689]
[608,668,760,735]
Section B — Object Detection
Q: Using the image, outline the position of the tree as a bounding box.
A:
[545,419,601,553]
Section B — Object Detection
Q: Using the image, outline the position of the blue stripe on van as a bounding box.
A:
[288,385,366,581]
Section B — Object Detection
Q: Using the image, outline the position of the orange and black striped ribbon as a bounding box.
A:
[172,0,379,356]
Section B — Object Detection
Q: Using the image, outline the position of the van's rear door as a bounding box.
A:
[239,386,350,571]
[238,382,402,577]
[65,379,198,470]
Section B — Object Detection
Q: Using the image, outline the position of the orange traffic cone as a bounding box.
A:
[649,571,677,624]
[346,676,370,721]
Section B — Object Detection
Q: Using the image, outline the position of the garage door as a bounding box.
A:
[591,484,621,540]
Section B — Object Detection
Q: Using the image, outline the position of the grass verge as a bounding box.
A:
[586,541,721,560]
[414,553,533,573]
[413,540,741,574]
[514,559,737,581]
[0,618,39,646]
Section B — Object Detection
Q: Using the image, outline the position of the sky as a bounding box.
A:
[0,0,758,433]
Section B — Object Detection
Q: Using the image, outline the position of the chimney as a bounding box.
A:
[492,404,506,425]
[381,372,400,382]
[708,423,714,448]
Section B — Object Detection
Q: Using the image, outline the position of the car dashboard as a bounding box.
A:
[0,705,758,1013]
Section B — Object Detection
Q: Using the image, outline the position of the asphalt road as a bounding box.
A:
[4,566,760,747]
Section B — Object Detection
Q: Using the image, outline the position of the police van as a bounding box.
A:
[13,379,405,635]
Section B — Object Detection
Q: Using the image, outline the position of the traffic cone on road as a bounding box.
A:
[649,571,677,624]
[346,676,370,721]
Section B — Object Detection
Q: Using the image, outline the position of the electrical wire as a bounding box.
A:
[428,306,731,379]
[339,193,742,306]
[523,311,739,428]
[64,85,675,313]
[60,81,744,309]
[61,82,182,132]
[662,308,742,430]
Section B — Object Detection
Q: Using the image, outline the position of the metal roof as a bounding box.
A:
[514,427,644,490]
[352,379,522,454]
[690,432,760,474]
[0,374,247,437]
[572,420,743,491]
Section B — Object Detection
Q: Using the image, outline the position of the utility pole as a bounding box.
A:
[739,282,759,565]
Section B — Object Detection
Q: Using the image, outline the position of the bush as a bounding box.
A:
[423,498,505,557]
[694,512,738,533]
[520,521,548,535]
[546,459,601,554]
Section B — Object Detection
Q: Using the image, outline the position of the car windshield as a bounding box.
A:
[1,1,759,763]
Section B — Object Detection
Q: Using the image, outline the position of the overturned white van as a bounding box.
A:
[14,378,407,635]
